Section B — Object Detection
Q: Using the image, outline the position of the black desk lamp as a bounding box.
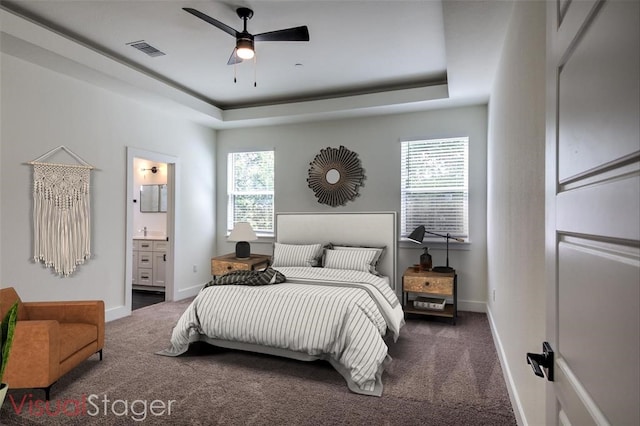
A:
[407,225,464,273]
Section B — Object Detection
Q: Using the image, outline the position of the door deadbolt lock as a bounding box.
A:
[527,341,554,381]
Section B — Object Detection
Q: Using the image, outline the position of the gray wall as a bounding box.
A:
[0,53,216,320]
[486,1,546,425]
[216,106,488,311]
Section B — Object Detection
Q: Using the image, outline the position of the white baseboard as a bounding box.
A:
[458,299,486,313]
[105,305,129,322]
[486,305,526,426]
[173,283,203,301]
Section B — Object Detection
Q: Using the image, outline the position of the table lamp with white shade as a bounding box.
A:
[228,222,257,259]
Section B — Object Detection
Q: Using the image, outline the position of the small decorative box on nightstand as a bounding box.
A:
[414,296,446,311]
[402,268,457,324]
[211,253,271,276]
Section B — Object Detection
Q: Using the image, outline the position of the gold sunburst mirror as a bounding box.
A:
[307,146,365,207]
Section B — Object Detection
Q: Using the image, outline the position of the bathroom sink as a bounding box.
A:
[133,234,166,240]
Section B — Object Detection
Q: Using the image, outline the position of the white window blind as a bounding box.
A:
[401,138,469,239]
[227,151,274,234]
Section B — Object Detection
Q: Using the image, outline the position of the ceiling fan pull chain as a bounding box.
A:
[234,50,238,83]
[253,54,257,87]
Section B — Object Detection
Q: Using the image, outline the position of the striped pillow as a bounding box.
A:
[323,248,378,273]
[330,245,385,275]
[271,243,323,267]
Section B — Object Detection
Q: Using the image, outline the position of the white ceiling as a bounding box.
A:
[0,1,514,129]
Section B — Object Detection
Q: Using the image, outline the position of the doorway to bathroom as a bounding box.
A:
[126,148,178,313]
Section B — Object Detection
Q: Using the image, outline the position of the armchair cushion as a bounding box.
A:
[24,301,105,350]
[59,323,98,361]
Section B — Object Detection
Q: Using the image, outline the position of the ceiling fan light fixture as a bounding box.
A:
[236,38,254,59]
[183,7,309,67]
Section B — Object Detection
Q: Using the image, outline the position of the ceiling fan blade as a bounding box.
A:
[227,49,243,66]
[183,8,238,38]
[254,26,309,42]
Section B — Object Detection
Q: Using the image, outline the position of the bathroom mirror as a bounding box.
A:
[140,184,167,213]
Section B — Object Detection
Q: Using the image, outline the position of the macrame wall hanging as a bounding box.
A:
[29,146,94,276]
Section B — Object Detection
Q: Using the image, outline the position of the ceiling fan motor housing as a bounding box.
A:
[236,7,254,20]
[236,8,254,59]
[236,33,255,59]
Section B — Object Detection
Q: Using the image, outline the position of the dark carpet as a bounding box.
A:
[1,298,516,425]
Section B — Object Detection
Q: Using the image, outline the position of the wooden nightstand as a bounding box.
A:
[211,253,271,276]
[402,268,457,324]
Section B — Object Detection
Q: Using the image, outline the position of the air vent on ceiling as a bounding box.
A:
[126,40,165,57]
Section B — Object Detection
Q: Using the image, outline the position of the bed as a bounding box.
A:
[158,212,404,396]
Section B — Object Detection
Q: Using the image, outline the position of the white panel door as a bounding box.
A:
[545,0,639,425]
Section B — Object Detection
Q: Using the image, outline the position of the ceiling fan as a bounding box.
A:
[183,7,310,65]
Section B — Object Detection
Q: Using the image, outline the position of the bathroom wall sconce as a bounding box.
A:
[141,166,159,174]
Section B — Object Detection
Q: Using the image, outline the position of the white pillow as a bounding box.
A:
[323,248,379,273]
[329,245,385,275]
[271,243,323,267]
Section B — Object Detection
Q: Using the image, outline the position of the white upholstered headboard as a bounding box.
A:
[275,212,397,290]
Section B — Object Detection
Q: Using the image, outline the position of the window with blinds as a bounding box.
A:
[401,138,469,239]
[227,151,274,235]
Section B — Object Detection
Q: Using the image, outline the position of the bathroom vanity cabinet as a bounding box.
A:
[132,238,167,290]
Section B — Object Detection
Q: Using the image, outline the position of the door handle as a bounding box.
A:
[527,341,554,381]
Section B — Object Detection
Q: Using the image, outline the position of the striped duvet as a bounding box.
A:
[158,267,404,396]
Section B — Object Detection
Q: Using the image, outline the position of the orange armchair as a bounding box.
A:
[0,287,104,400]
